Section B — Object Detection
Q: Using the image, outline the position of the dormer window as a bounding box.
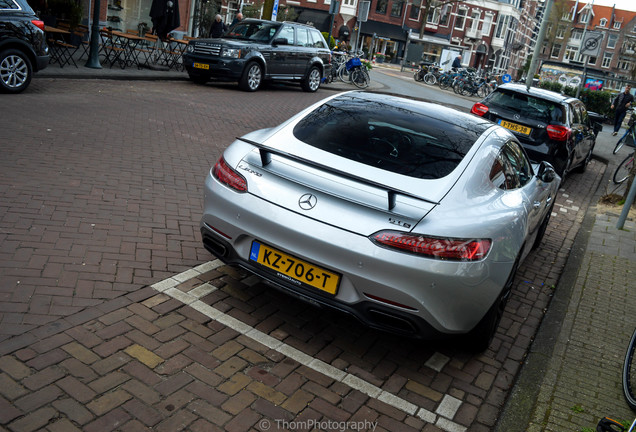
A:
[613,21,621,29]
[599,18,607,27]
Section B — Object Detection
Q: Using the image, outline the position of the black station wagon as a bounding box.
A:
[182,19,331,92]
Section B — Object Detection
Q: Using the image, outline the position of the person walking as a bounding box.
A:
[230,12,243,27]
[611,84,633,136]
[452,55,462,70]
[209,14,228,38]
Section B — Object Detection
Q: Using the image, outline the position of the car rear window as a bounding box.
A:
[487,89,565,123]
[292,94,488,179]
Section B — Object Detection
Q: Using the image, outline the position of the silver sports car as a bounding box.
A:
[200,91,560,351]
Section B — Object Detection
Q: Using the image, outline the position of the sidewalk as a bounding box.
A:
[498,162,636,430]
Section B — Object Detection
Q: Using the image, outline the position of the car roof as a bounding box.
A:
[497,83,580,104]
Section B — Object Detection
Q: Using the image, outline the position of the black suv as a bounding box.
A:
[183,19,331,92]
[0,0,49,93]
[471,83,602,178]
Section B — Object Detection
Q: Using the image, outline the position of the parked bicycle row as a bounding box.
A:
[414,62,499,98]
[323,50,370,89]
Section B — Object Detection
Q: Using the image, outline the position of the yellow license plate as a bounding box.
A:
[193,62,209,70]
[498,120,531,135]
[249,242,340,295]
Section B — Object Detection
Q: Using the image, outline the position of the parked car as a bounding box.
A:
[471,83,602,178]
[182,19,331,92]
[0,0,49,93]
[199,91,560,351]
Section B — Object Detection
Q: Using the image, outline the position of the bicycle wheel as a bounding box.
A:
[338,65,350,83]
[423,73,436,85]
[439,77,450,90]
[613,133,628,154]
[351,68,369,89]
[623,328,636,410]
[613,153,635,184]
[477,85,489,98]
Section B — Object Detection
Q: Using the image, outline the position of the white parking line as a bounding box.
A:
[152,260,467,432]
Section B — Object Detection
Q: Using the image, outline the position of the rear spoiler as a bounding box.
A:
[237,137,439,211]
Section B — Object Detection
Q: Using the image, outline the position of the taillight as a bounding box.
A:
[471,103,489,117]
[371,231,491,261]
[546,125,571,141]
[212,157,247,192]
[31,20,45,31]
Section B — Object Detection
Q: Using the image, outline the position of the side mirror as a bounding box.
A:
[536,161,557,183]
[272,38,288,46]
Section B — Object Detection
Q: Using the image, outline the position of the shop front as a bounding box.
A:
[404,31,463,67]
[355,20,406,63]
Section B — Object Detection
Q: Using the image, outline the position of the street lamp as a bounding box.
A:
[85,0,102,68]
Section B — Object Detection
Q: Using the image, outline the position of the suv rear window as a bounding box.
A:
[0,0,19,9]
[487,89,565,123]
[293,94,488,179]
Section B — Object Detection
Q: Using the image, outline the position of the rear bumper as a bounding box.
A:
[200,224,442,339]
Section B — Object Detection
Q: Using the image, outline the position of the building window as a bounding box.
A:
[579,10,589,24]
[564,45,581,62]
[469,11,480,32]
[439,4,451,26]
[551,43,562,58]
[541,41,549,55]
[556,25,566,39]
[607,33,618,49]
[482,13,493,36]
[587,56,596,65]
[375,0,388,14]
[495,14,509,39]
[409,0,421,20]
[455,8,467,30]
[599,18,607,27]
[613,21,621,30]
[570,29,582,40]
[618,60,632,71]
[602,52,612,68]
[427,7,439,24]
[390,1,403,17]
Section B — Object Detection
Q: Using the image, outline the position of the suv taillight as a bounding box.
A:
[212,157,247,192]
[371,231,491,261]
[31,20,45,31]
[546,125,571,141]
[471,103,489,117]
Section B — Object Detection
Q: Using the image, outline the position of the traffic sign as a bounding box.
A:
[502,74,512,83]
[580,31,603,56]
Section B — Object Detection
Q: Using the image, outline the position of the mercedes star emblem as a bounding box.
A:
[298,193,317,210]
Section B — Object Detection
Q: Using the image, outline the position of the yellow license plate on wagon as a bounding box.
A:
[249,242,340,295]
[498,120,531,135]
[193,62,209,70]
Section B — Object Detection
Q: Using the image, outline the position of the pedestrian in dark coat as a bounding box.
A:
[209,14,228,38]
[611,84,634,135]
[452,55,462,70]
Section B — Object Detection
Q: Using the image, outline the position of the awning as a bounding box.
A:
[296,9,331,33]
[359,20,407,42]
[408,32,463,49]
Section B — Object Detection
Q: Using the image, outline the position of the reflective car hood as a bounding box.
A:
[223,115,498,236]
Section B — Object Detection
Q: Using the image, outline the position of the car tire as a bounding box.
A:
[465,256,518,352]
[301,66,321,92]
[0,48,33,94]
[575,148,593,173]
[239,61,262,92]
[532,202,555,250]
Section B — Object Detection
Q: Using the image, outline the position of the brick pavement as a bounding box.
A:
[0,77,616,431]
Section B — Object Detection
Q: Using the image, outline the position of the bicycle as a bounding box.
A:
[613,109,635,155]
[614,151,635,185]
[339,55,370,89]
[624,327,636,410]
[324,51,347,84]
